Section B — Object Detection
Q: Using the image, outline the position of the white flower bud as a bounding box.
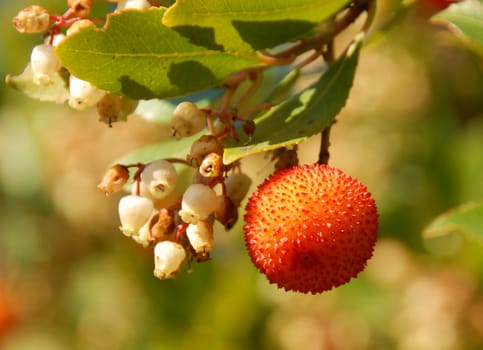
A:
[186,221,214,253]
[132,181,181,211]
[132,180,151,198]
[133,217,154,248]
[116,0,151,11]
[141,160,177,199]
[30,44,61,85]
[66,19,95,36]
[170,102,206,139]
[179,184,217,224]
[225,173,252,206]
[69,75,106,110]
[118,195,154,237]
[13,6,50,34]
[153,241,186,279]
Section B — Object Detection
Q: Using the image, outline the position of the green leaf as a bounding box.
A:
[268,68,301,104]
[213,65,299,110]
[135,65,299,124]
[423,201,483,245]
[163,0,349,52]
[56,8,261,100]
[5,65,70,104]
[223,34,363,165]
[432,0,483,55]
[115,135,196,165]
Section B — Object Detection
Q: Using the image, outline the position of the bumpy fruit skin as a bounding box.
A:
[244,164,378,294]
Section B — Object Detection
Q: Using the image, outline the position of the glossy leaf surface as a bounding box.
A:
[163,0,349,51]
[223,35,362,164]
[423,201,483,245]
[56,8,261,100]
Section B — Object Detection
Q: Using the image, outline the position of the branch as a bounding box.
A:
[318,121,335,165]
[269,0,370,60]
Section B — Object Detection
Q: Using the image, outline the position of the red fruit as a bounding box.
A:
[244,164,378,294]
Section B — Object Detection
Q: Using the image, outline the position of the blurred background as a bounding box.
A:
[1,0,483,349]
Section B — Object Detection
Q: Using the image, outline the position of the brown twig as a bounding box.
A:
[321,40,335,65]
[232,70,261,108]
[268,0,370,61]
[317,35,337,166]
[318,121,335,165]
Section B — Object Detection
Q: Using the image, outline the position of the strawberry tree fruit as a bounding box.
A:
[244,164,378,294]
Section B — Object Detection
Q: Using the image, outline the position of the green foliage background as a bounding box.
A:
[1,1,483,349]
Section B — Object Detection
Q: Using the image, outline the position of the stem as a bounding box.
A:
[322,40,335,65]
[175,223,187,243]
[258,51,297,65]
[268,0,369,61]
[233,70,261,108]
[318,121,335,165]
[238,102,276,119]
[317,36,337,166]
[221,71,249,114]
[294,50,322,70]
[206,115,217,135]
[221,87,236,114]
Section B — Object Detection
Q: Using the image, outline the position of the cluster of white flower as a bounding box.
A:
[97,102,252,279]
[13,1,255,281]
[12,1,147,125]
